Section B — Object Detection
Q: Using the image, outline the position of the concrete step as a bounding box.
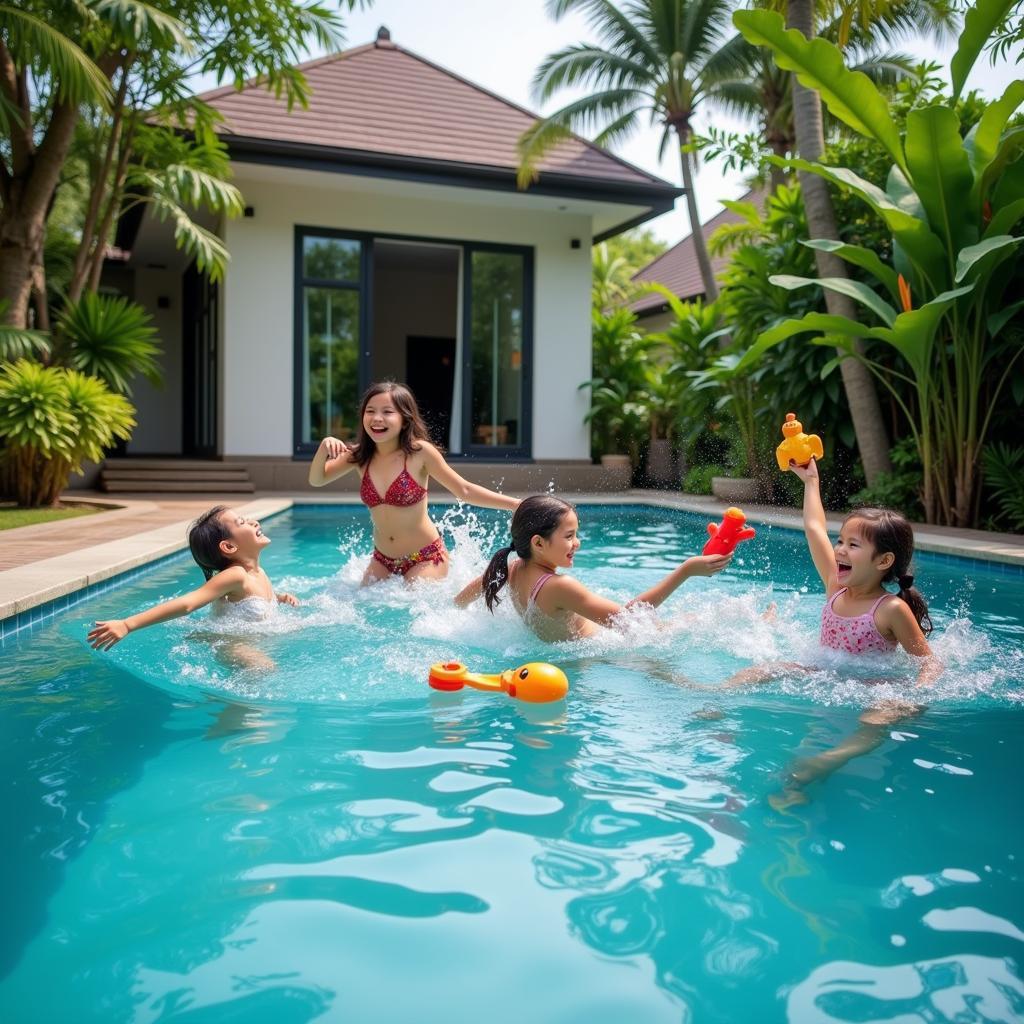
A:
[102,468,251,481]
[99,479,255,493]
[102,458,237,471]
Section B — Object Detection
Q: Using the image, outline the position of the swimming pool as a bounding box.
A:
[2,503,1022,1023]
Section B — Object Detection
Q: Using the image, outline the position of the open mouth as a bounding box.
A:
[836,561,851,575]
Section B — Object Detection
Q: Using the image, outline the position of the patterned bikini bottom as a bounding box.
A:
[372,536,447,577]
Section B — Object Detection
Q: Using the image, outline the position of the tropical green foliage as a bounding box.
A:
[734,1,1024,526]
[56,293,161,394]
[982,443,1024,532]
[0,302,50,361]
[0,361,134,506]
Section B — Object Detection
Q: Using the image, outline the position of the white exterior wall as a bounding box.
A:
[221,170,592,459]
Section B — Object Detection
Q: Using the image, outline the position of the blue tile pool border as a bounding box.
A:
[2,501,1021,645]
[0,547,193,645]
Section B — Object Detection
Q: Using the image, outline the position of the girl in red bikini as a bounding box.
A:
[308,381,519,584]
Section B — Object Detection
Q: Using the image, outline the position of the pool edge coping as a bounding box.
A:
[2,490,1022,640]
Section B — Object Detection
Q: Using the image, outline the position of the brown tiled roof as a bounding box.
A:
[198,34,673,191]
[629,188,768,315]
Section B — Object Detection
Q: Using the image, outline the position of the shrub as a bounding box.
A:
[0,361,135,506]
[56,292,161,395]
[847,438,924,520]
[682,464,726,495]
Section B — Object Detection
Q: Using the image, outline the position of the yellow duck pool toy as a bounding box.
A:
[776,412,824,471]
[428,661,569,703]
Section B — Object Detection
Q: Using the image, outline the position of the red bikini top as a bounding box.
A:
[360,455,428,508]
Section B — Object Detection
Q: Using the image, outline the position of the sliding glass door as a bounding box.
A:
[462,245,532,458]
[294,231,368,453]
[295,230,531,458]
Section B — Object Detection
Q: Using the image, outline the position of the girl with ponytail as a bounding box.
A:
[455,495,732,642]
[786,457,940,684]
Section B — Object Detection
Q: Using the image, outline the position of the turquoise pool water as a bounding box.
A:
[1,503,1022,1023]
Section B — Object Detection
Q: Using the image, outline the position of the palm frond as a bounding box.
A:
[0,320,51,362]
[88,0,193,52]
[0,5,110,106]
[532,43,652,102]
[145,194,230,281]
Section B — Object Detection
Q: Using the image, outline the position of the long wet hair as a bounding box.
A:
[844,506,932,634]
[188,505,234,581]
[351,381,433,468]
[481,495,574,612]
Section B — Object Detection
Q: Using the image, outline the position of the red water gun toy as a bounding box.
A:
[428,661,569,703]
[703,507,756,556]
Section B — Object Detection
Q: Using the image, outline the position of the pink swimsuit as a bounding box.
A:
[820,589,898,654]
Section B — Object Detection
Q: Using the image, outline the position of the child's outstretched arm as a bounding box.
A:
[544,553,732,627]
[309,436,357,486]
[87,566,249,650]
[787,458,837,593]
[420,443,519,511]
[630,553,732,608]
[454,574,484,608]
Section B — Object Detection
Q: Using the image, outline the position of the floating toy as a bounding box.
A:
[776,412,824,471]
[703,507,756,556]
[428,661,569,703]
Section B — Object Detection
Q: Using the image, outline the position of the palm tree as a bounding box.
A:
[766,0,957,482]
[708,23,916,191]
[518,0,748,303]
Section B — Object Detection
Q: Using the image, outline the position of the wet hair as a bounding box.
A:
[844,506,932,634]
[481,495,575,612]
[188,505,234,581]
[351,381,433,468]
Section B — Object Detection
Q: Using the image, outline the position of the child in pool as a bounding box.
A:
[736,458,942,807]
[732,457,941,684]
[87,506,297,657]
[455,495,732,642]
[308,381,519,584]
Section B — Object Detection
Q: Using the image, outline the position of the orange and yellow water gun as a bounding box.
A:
[428,661,569,703]
[776,412,824,471]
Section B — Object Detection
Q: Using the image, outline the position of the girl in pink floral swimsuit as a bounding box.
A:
[732,458,942,806]
[308,382,519,585]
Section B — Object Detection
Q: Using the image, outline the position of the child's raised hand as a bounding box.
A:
[683,552,733,577]
[88,619,129,650]
[276,592,299,607]
[787,456,820,483]
[320,436,350,460]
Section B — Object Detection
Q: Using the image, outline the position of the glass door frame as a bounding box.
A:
[459,242,534,461]
[293,227,533,461]
[292,226,374,456]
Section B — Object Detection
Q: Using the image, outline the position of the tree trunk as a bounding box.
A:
[786,0,892,485]
[675,125,719,302]
[0,100,81,327]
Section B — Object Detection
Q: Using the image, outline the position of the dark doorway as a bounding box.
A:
[406,336,456,446]
[182,260,218,456]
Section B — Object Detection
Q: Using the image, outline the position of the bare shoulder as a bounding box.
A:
[414,440,441,464]
[211,565,248,594]
[876,593,915,627]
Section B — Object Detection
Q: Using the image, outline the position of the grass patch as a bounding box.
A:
[0,503,106,531]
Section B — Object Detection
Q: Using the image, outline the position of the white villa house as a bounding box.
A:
[101,27,680,493]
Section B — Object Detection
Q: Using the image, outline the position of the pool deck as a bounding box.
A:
[1,489,1022,627]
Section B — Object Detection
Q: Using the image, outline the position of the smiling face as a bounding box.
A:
[362,396,404,446]
[219,509,270,560]
[834,517,893,588]
[533,509,581,569]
